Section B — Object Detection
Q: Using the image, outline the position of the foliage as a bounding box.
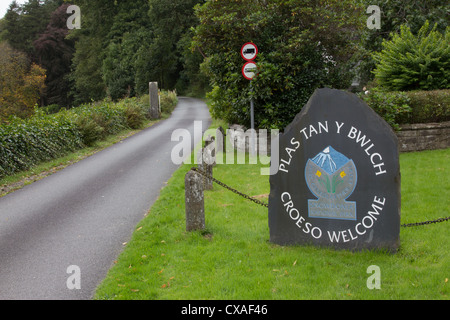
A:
[146,0,204,91]
[1,0,62,59]
[0,109,83,178]
[193,0,365,129]
[101,1,152,100]
[359,89,411,130]
[33,3,75,107]
[0,42,46,121]
[360,89,450,128]
[68,0,119,104]
[372,21,449,91]
[357,0,449,87]
[160,90,178,115]
[398,89,449,124]
[69,0,203,104]
[0,91,177,178]
[69,34,106,105]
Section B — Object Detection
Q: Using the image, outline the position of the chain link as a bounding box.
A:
[401,216,450,228]
[190,167,449,227]
[191,167,268,208]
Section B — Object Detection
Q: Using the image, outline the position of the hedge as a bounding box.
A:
[0,91,178,180]
[0,110,84,178]
[398,90,449,124]
[360,89,449,130]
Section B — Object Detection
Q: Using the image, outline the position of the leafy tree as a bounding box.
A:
[146,0,204,91]
[101,1,152,100]
[373,21,449,91]
[193,0,365,129]
[34,4,75,107]
[2,0,62,61]
[69,0,120,104]
[0,42,46,121]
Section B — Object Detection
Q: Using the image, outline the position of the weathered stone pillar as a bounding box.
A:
[185,170,205,231]
[216,126,225,158]
[197,148,213,190]
[149,82,160,119]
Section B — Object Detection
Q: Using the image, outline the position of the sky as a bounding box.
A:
[0,0,26,19]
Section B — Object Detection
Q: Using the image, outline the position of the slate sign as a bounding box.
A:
[268,88,401,251]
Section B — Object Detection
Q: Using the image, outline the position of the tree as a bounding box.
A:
[0,42,46,121]
[358,0,449,86]
[34,4,76,107]
[373,21,449,91]
[2,0,62,61]
[193,0,365,129]
[146,0,204,90]
[101,1,152,100]
[69,0,120,104]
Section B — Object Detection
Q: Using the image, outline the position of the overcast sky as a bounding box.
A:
[0,0,26,19]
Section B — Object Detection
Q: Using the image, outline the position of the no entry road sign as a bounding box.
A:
[241,42,258,61]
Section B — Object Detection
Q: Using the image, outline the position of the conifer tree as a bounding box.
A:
[373,21,449,91]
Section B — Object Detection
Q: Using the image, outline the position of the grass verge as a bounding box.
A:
[93,145,449,300]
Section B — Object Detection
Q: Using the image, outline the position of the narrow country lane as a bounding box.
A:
[0,97,211,300]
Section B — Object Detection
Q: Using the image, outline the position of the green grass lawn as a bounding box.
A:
[93,147,449,300]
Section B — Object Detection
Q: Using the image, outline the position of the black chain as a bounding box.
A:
[191,167,268,208]
[401,216,450,228]
[191,167,449,227]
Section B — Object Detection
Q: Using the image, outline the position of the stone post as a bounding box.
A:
[149,82,160,119]
[215,127,225,164]
[197,148,213,190]
[185,170,205,231]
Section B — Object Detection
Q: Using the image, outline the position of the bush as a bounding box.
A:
[124,98,147,129]
[398,89,449,124]
[360,89,449,129]
[0,110,83,178]
[75,116,104,146]
[359,89,411,130]
[160,90,178,115]
[373,21,449,91]
[0,92,178,179]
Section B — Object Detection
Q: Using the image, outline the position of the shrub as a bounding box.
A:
[360,89,449,129]
[398,89,449,124]
[124,98,147,129]
[373,21,449,91]
[75,116,105,146]
[0,92,178,179]
[0,110,83,178]
[359,89,411,130]
[160,90,178,115]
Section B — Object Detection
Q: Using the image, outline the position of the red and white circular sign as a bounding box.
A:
[241,42,258,61]
[242,61,258,80]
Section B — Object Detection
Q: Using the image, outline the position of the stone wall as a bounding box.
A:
[226,121,450,154]
[396,121,450,152]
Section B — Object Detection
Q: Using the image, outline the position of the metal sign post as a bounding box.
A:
[241,43,258,156]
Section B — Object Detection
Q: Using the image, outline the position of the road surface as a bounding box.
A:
[0,97,211,299]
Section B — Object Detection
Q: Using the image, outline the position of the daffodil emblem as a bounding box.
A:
[305,146,358,220]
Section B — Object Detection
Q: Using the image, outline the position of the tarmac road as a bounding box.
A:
[0,97,211,300]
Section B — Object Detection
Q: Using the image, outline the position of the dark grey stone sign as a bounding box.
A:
[269,88,401,251]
